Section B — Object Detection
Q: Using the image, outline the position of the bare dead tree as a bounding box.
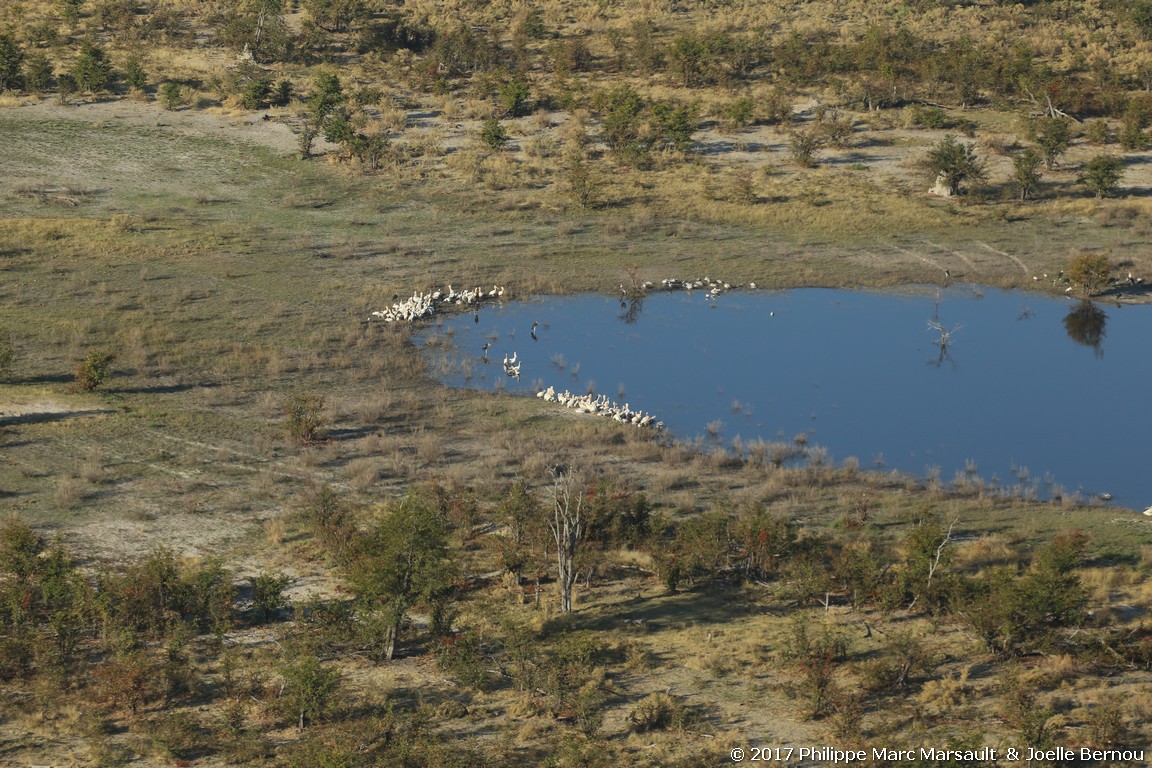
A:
[926,515,960,590]
[549,467,585,613]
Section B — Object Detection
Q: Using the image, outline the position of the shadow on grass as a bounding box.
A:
[0,407,114,426]
[111,382,204,395]
[13,372,75,384]
[545,582,765,636]
[326,426,383,442]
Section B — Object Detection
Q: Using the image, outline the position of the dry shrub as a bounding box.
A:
[1025,653,1079,689]
[53,476,90,509]
[412,427,443,466]
[378,105,409,132]
[264,516,287,546]
[627,692,690,732]
[915,667,972,716]
[345,458,380,490]
[358,392,395,423]
[411,126,445,158]
[79,448,106,484]
[953,534,1016,569]
[464,98,496,120]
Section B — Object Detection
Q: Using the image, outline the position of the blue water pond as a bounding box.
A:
[419,287,1150,508]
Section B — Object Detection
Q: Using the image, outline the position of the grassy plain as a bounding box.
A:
[4,0,1152,764]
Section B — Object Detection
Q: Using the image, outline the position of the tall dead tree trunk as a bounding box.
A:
[549,468,585,613]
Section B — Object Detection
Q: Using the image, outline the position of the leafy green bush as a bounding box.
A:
[159,81,182,109]
[123,56,147,92]
[721,95,756,131]
[250,572,291,623]
[75,350,115,391]
[479,118,508,149]
[1080,155,1125,198]
[279,652,341,729]
[148,711,212,760]
[434,633,490,690]
[72,43,115,93]
[0,32,24,93]
[241,76,273,109]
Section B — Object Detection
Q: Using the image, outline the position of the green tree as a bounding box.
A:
[1031,117,1071,169]
[348,488,455,660]
[479,118,508,150]
[597,84,650,165]
[429,25,500,77]
[159,81,182,110]
[219,0,290,63]
[309,71,343,119]
[493,478,545,580]
[666,32,710,87]
[123,56,147,92]
[279,652,340,729]
[1080,155,1124,198]
[241,75,272,109]
[72,43,114,93]
[297,117,319,159]
[498,78,531,117]
[892,513,957,612]
[923,134,986,196]
[650,99,698,153]
[24,54,53,93]
[1011,148,1043,201]
[274,78,292,106]
[721,95,756,131]
[0,32,24,92]
[304,0,369,33]
[250,572,291,623]
[1066,252,1113,296]
[732,504,796,580]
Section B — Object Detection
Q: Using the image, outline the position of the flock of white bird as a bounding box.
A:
[370,284,506,323]
[502,352,521,379]
[536,386,663,430]
[653,276,755,299]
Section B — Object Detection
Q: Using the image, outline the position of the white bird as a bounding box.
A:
[1144,506,1152,517]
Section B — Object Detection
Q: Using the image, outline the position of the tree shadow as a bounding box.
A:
[548,582,763,635]
[111,382,203,395]
[0,407,114,426]
[12,372,75,384]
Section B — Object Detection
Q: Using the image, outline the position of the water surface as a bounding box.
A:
[420,287,1151,508]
